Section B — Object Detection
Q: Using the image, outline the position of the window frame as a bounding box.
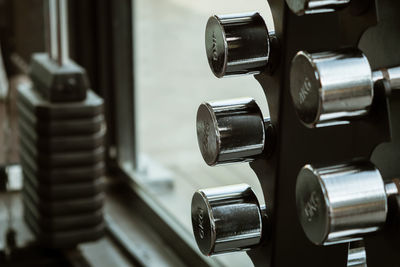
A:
[69,0,223,266]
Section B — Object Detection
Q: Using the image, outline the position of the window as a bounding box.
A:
[123,0,275,266]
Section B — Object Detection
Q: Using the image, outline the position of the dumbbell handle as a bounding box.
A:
[373,66,400,93]
[385,179,400,198]
[44,0,69,66]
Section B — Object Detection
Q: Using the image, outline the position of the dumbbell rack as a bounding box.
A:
[246,0,400,266]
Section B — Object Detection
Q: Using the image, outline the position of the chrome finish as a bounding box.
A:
[383,66,400,91]
[196,98,265,166]
[0,43,8,99]
[44,0,57,61]
[205,12,270,78]
[44,0,69,66]
[290,49,373,128]
[191,184,262,256]
[286,0,350,16]
[372,69,384,84]
[347,244,367,267]
[296,162,387,246]
[385,180,399,198]
[57,0,69,66]
[290,49,400,128]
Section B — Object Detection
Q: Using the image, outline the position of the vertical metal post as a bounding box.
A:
[112,0,137,170]
[44,0,51,59]
[57,0,69,65]
[45,0,69,66]
[47,0,58,61]
[0,43,8,99]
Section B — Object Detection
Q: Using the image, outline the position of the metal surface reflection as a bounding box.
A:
[196,97,266,166]
[290,49,373,128]
[205,12,271,78]
[290,48,400,128]
[285,0,350,16]
[191,184,262,256]
[296,162,388,246]
[374,66,400,92]
[347,243,367,267]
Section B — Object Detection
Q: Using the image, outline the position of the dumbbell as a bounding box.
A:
[295,161,399,246]
[285,0,350,16]
[191,183,264,256]
[289,48,400,128]
[205,12,273,78]
[196,97,273,166]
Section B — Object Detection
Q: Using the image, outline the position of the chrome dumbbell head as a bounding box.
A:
[286,0,350,16]
[196,98,265,166]
[296,162,387,246]
[290,48,400,128]
[290,49,374,128]
[191,184,262,256]
[205,12,271,78]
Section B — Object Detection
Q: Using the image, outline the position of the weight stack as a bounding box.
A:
[17,53,106,248]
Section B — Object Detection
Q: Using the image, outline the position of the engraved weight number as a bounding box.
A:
[305,191,319,222]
